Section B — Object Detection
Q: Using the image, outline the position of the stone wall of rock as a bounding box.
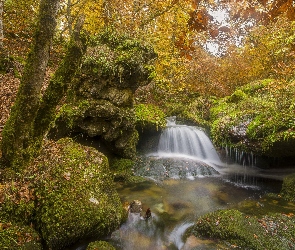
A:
[54,31,156,159]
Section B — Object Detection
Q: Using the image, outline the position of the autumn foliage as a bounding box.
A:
[1,0,295,120]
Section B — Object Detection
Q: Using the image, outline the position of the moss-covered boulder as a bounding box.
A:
[191,209,295,249]
[280,173,295,202]
[210,79,295,159]
[54,30,157,159]
[0,138,124,249]
[31,138,123,250]
[86,240,116,250]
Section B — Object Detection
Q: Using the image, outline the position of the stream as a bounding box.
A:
[106,117,291,250]
[74,117,293,250]
[110,173,282,250]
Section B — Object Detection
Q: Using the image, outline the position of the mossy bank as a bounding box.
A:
[209,79,295,161]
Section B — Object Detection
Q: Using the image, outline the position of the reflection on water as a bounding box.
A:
[108,171,282,250]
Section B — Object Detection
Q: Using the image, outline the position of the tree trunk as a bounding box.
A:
[67,0,73,36]
[0,0,3,51]
[32,16,87,150]
[1,0,60,171]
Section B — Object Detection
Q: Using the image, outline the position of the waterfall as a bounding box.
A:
[157,117,221,164]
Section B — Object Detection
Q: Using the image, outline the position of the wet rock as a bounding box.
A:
[191,209,295,249]
[144,208,152,220]
[134,156,219,181]
[129,200,143,213]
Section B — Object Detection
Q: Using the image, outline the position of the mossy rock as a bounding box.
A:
[191,209,295,249]
[33,138,123,250]
[53,31,157,160]
[280,173,295,202]
[86,240,115,250]
[110,158,144,183]
[56,99,138,158]
[0,219,42,250]
[81,30,157,91]
[135,104,166,132]
[113,128,139,159]
[210,79,295,157]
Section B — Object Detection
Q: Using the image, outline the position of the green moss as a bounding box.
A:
[135,104,166,131]
[240,79,273,95]
[57,100,90,129]
[226,89,247,103]
[82,30,156,88]
[33,138,123,250]
[0,218,42,250]
[86,240,115,250]
[192,209,295,249]
[0,179,35,226]
[110,158,145,183]
[209,79,295,156]
[281,173,295,202]
[182,96,216,128]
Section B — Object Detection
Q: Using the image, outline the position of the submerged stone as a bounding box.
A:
[134,156,219,181]
[129,200,143,213]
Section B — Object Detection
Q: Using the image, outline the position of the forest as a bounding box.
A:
[0,0,295,249]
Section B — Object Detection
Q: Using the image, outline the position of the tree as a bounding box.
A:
[0,0,3,51]
[1,0,61,171]
[1,0,88,172]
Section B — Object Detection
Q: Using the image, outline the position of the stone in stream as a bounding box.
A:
[129,200,143,213]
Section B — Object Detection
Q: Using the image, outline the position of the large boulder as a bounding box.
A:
[0,138,124,250]
[54,30,157,159]
[32,138,123,250]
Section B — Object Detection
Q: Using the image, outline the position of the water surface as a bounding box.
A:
[109,170,282,250]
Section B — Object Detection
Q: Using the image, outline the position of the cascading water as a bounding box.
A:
[157,116,221,164]
[136,117,221,181]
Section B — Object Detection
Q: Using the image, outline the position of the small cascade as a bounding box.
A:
[136,117,222,180]
[225,146,256,167]
[157,117,221,164]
